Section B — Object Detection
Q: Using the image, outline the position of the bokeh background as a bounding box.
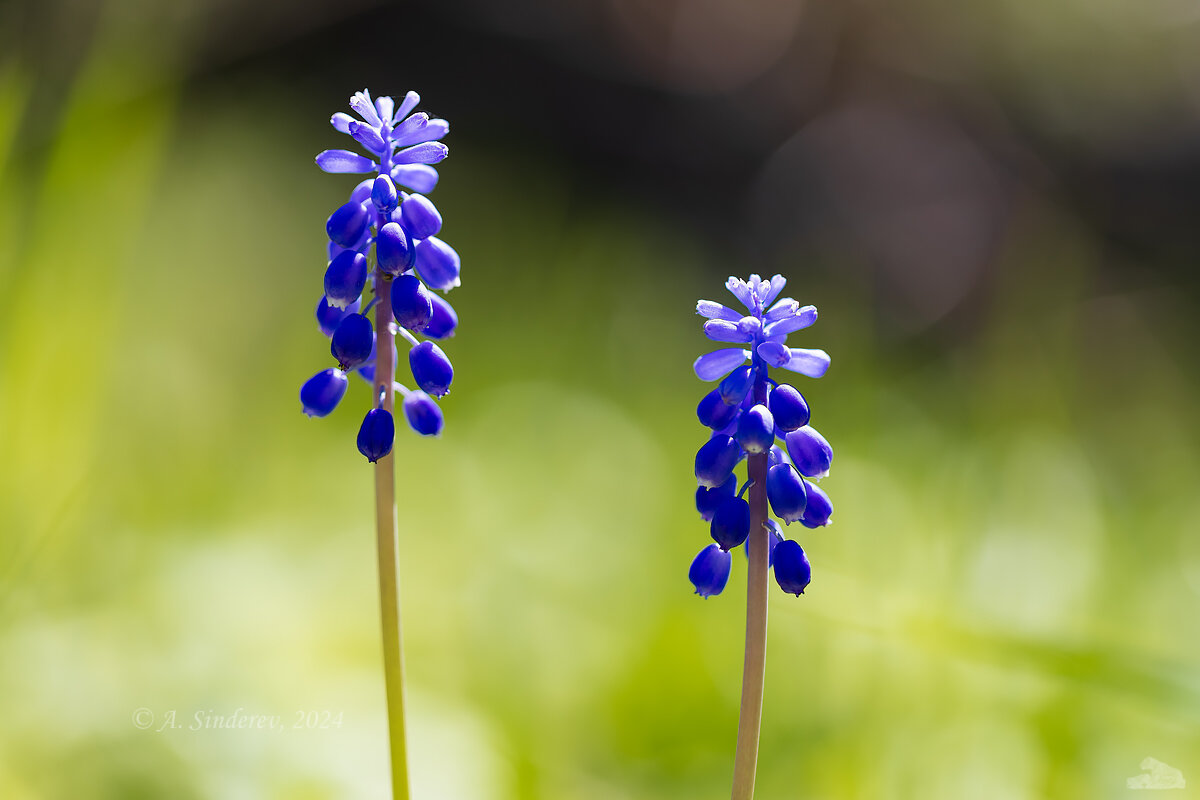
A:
[3,0,1200,797]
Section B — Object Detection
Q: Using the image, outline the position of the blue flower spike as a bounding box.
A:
[688,273,833,598]
[301,88,462,456]
[689,274,834,795]
[305,90,462,796]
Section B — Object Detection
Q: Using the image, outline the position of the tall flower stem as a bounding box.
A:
[372,267,411,800]
[732,369,770,800]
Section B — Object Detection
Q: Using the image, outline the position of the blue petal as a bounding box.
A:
[696,300,742,321]
[736,404,774,455]
[330,112,354,133]
[349,90,383,128]
[372,174,399,213]
[349,178,374,204]
[374,95,395,126]
[400,194,442,239]
[695,434,742,488]
[394,142,449,165]
[349,121,387,154]
[763,306,818,337]
[718,366,754,406]
[300,368,349,418]
[331,313,374,371]
[710,496,751,551]
[766,463,807,524]
[760,275,787,307]
[409,340,454,396]
[782,348,830,378]
[696,473,736,521]
[403,390,444,436]
[689,544,732,598]
[395,91,421,122]
[704,320,752,343]
[725,276,755,310]
[424,119,450,141]
[697,389,740,429]
[785,425,832,479]
[693,348,749,381]
[316,294,360,337]
[390,112,431,147]
[422,293,458,339]
[764,297,800,322]
[800,480,833,528]
[773,539,812,596]
[357,408,395,463]
[755,341,791,368]
[767,383,810,432]
[315,149,377,174]
[376,222,414,275]
[414,237,461,291]
[391,164,439,193]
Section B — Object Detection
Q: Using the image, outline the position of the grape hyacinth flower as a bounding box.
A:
[297,89,462,800]
[687,274,834,800]
[300,88,461,457]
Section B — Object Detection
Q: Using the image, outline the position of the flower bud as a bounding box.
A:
[695,435,741,488]
[772,539,812,596]
[357,408,395,462]
[689,544,732,598]
[402,390,444,436]
[784,425,833,479]
[371,174,398,213]
[800,479,833,528]
[376,222,413,275]
[697,389,740,430]
[391,274,434,330]
[300,368,348,417]
[400,193,442,239]
[409,340,453,396]
[710,496,751,551]
[414,236,461,291]
[316,294,361,337]
[718,365,754,406]
[421,293,458,339]
[766,463,807,523]
[331,313,374,370]
[695,473,736,521]
[323,250,368,309]
[736,403,774,454]
[326,200,369,248]
[349,178,373,205]
[768,383,810,432]
[736,315,762,339]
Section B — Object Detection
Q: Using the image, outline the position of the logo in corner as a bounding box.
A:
[1127,757,1186,790]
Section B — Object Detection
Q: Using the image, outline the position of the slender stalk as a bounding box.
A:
[732,373,770,800]
[372,267,411,800]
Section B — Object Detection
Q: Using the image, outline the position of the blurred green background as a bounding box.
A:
[3,0,1200,797]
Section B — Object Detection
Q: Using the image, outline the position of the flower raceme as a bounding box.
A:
[298,89,462,460]
[688,274,833,598]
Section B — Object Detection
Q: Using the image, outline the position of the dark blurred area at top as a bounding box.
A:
[9,0,1200,336]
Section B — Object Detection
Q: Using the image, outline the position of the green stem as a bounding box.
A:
[373,266,411,800]
[732,376,770,800]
